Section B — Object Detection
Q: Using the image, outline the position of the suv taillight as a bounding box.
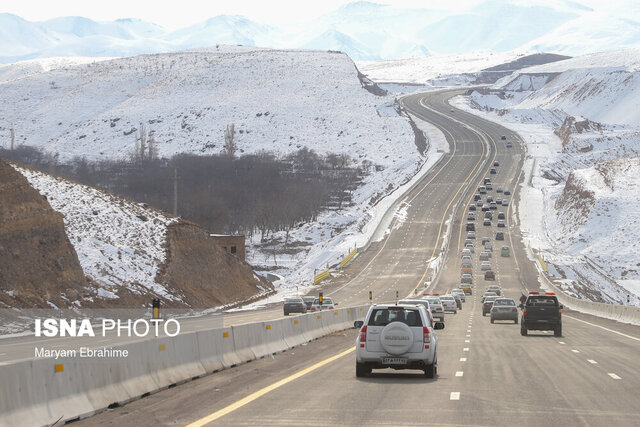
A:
[359,325,367,343]
[423,326,431,344]
[523,310,527,316]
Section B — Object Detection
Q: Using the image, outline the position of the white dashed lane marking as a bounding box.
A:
[608,373,621,380]
[450,392,461,400]
[463,348,469,352]
[460,357,467,362]
[587,359,598,364]
[571,349,580,353]
[455,371,464,377]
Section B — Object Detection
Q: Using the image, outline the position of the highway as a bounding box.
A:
[10,88,640,426]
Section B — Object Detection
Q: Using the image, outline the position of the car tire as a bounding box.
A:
[514,318,518,324]
[284,312,289,316]
[490,317,494,324]
[521,325,528,336]
[424,357,437,379]
[554,325,562,337]
[356,361,370,378]
[482,312,486,317]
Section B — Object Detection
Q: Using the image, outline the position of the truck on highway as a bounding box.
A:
[519,292,563,337]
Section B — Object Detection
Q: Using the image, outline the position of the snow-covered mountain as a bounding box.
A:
[2,0,640,63]
[451,47,640,304]
[0,46,433,295]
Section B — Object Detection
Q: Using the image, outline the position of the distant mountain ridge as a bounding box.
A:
[1,0,640,62]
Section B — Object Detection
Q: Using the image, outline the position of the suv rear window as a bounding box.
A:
[493,299,515,306]
[527,297,558,306]
[367,308,423,327]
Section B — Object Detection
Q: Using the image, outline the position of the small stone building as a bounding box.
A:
[210,234,245,261]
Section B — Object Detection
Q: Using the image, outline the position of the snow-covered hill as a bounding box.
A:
[451,47,640,304]
[0,46,434,297]
[2,0,640,62]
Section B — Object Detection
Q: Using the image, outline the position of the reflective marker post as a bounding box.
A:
[152,298,160,319]
[319,292,323,306]
[395,291,399,304]
[369,291,372,304]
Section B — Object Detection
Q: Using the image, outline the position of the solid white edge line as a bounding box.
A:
[565,315,640,343]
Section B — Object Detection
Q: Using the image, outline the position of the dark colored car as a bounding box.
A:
[469,204,477,211]
[501,135,507,140]
[493,161,500,167]
[504,189,511,195]
[453,294,463,310]
[466,222,475,231]
[284,297,307,315]
[490,168,497,174]
[474,194,482,201]
[498,212,505,220]
[482,296,499,316]
[484,270,496,281]
[496,232,504,240]
[520,293,563,336]
[302,296,316,309]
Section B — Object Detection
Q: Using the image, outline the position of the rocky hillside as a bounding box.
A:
[1,159,272,311]
[0,158,87,309]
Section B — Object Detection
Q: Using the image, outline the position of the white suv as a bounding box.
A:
[355,304,444,378]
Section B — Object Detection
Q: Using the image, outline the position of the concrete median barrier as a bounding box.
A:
[260,320,287,356]
[196,329,224,373]
[282,317,307,348]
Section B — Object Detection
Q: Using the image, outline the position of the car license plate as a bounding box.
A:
[382,357,408,365]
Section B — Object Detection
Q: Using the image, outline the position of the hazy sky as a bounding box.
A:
[1,0,636,29]
[1,0,481,29]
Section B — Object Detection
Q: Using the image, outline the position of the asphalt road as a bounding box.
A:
[71,89,640,426]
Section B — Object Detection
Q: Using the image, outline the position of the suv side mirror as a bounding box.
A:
[518,304,524,309]
[335,302,339,305]
[559,304,564,309]
[434,322,445,330]
[354,320,364,329]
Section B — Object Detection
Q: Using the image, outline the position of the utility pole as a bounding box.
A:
[173,168,178,216]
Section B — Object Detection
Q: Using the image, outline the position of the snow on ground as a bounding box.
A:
[0,46,441,305]
[450,48,640,304]
[12,165,179,302]
[357,50,530,84]
[0,56,111,83]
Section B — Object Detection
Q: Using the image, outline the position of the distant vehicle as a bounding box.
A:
[490,168,497,174]
[461,262,473,273]
[424,297,445,322]
[484,218,491,226]
[497,220,506,228]
[484,178,491,185]
[489,202,497,210]
[398,299,432,324]
[481,236,491,244]
[496,231,505,240]
[485,241,493,251]
[460,284,473,295]
[452,294,463,310]
[501,135,507,140]
[469,204,477,211]
[461,255,472,263]
[506,142,513,148]
[496,198,502,205]
[466,222,475,231]
[310,297,336,311]
[493,161,500,167]
[520,292,563,336]
[484,270,496,281]
[451,289,466,302]
[491,298,518,324]
[440,295,458,314]
[474,194,482,201]
[487,196,494,203]
[479,251,491,261]
[502,199,509,206]
[465,243,475,253]
[450,109,455,112]
[476,200,484,207]
[486,183,493,190]
[479,186,487,194]
[496,186,503,193]
[354,304,444,378]
[482,291,498,303]
[481,261,492,271]
[485,211,493,220]
[284,297,307,315]
[461,273,473,284]
[482,204,490,212]
[302,296,316,309]
[501,246,510,257]
[487,285,502,296]
[467,212,476,221]
[483,296,499,316]
[461,248,472,257]
[504,189,511,195]
[467,231,476,239]
[498,212,505,220]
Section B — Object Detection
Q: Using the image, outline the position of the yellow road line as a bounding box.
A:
[185,347,355,426]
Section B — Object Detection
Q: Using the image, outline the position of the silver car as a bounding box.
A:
[424,297,445,322]
[482,291,498,303]
[481,261,492,271]
[490,298,518,323]
[451,289,466,302]
[439,295,458,314]
[398,299,433,325]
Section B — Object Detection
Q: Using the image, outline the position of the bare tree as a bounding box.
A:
[222,124,237,158]
[137,123,147,161]
[10,126,15,150]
